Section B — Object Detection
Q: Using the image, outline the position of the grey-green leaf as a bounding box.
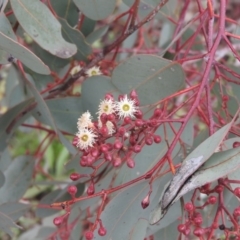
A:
[0,211,20,237]
[0,171,5,188]
[81,76,119,119]
[0,13,50,74]
[0,202,29,221]
[33,96,83,134]
[73,0,116,20]
[129,219,148,240]
[173,147,240,203]
[59,18,92,61]
[10,0,77,58]
[49,0,78,27]
[0,155,34,204]
[150,122,234,225]
[0,98,33,153]
[112,55,185,105]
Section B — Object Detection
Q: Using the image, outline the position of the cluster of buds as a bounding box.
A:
[177,178,240,238]
[72,90,162,171]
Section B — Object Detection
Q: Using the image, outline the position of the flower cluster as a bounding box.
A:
[70,65,102,77]
[72,90,162,172]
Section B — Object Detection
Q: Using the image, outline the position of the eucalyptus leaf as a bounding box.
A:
[0,148,11,172]
[25,74,58,134]
[150,122,235,225]
[173,147,240,203]
[0,202,29,221]
[0,98,33,153]
[33,96,83,134]
[59,18,92,61]
[0,211,20,237]
[123,0,177,20]
[10,0,77,58]
[112,54,185,105]
[86,25,109,44]
[0,170,5,188]
[0,155,34,204]
[26,75,76,153]
[73,0,116,20]
[129,219,148,240]
[81,76,119,119]
[80,16,96,36]
[0,13,50,74]
[49,0,78,27]
[93,178,164,240]
[4,65,27,108]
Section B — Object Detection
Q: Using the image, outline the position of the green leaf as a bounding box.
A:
[173,147,240,203]
[73,0,116,20]
[59,18,92,61]
[112,54,184,105]
[151,220,179,239]
[35,189,63,218]
[80,16,96,36]
[129,219,148,240]
[123,0,177,20]
[0,13,17,40]
[0,155,34,204]
[158,21,175,48]
[150,122,234,224]
[10,0,77,58]
[0,211,20,237]
[18,226,40,240]
[49,0,78,27]
[0,13,50,74]
[36,227,55,239]
[31,44,69,72]
[33,96,83,134]
[25,75,76,154]
[0,202,29,221]
[0,148,11,172]
[4,66,27,108]
[0,98,33,153]
[25,75,58,134]
[0,171,5,188]
[93,178,163,240]
[86,25,109,44]
[81,76,119,119]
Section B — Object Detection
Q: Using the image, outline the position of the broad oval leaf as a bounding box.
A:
[129,219,148,240]
[0,13,50,74]
[0,155,34,204]
[73,0,116,20]
[123,0,177,20]
[10,0,77,58]
[81,76,119,119]
[112,55,184,105]
[59,18,92,61]
[49,0,78,27]
[93,178,164,240]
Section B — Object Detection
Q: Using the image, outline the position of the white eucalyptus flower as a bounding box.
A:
[76,128,97,150]
[86,66,102,77]
[115,95,138,118]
